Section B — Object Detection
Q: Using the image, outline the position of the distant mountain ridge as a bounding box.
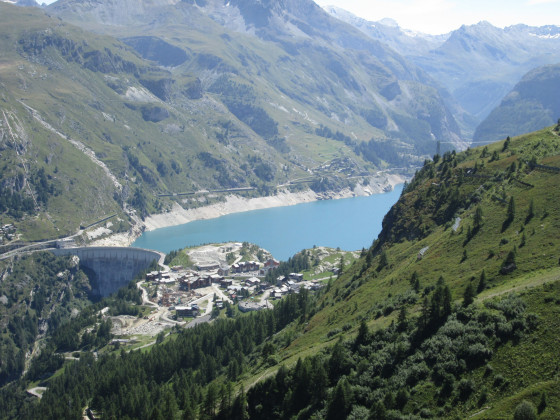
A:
[322,5,447,57]
[323,6,560,139]
[473,63,560,142]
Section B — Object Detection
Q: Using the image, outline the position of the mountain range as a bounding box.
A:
[324,6,560,139]
[0,0,466,240]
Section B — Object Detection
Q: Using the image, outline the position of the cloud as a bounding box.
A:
[527,0,558,4]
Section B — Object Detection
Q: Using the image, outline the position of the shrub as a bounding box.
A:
[327,328,341,338]
[383,304,395,316]
[462,343,492,368]
[538,391,548,414]
[419,408,433,418]
[457,378,475,401]
[478,387,488,407]
[493,374,506,387]
[513,400,537,420]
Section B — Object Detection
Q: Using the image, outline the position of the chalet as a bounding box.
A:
[271,285,289,298]
[176,306,199,317]
[146,271,161,281]
[209,274,224,283]
[231,261,260,273]
[197,263,220,271]
[289,273,304,282]
[288,282,302,293]
[218,265,230,276]
[227,285,248,297]
[157,276,175,285]
[220,279,233,288]
[245,277,261,287]
[308,282,324,291]
[179,276,211,291]
[260,258,280,275]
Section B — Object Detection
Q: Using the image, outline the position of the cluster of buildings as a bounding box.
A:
[230,258,280,276]
[270,273,322,298]
[0,224,15,243]
[143,255,325,318]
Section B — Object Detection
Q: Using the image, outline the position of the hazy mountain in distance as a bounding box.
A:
[324,6,560,139]
[322,5,448,57]
[473,63,560,143]
[427,22,560,119]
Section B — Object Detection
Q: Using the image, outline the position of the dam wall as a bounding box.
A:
[51,247,162,297]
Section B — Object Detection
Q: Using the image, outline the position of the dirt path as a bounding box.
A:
[478,268,560,302]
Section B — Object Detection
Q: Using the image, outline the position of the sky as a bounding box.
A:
[36,0,560,35]
[313,0,560,34]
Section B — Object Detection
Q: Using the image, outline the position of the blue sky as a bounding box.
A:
[314,0,560,34]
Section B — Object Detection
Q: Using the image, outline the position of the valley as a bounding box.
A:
[0,0,560,419]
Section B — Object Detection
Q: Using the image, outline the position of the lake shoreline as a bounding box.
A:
[90,173,405,248]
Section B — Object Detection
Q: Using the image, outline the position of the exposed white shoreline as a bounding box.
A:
[90,173,405,248]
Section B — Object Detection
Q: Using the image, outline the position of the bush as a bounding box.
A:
[457,378,475,401]
[493,374,506,387]
[462,342,492,368]
[327,328,341,338]
[513,400,537,420]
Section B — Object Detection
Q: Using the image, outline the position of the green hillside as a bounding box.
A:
[1,125,559,419]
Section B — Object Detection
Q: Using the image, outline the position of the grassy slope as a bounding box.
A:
[239,125,560,416]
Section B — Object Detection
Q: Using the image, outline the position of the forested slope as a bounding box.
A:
[1,124,560,419]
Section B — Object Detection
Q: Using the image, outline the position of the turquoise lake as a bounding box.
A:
[132,184,403,261]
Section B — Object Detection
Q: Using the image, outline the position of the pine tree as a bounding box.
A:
[525,198,535,224]
[397,306,408,332]
[473,205,484,231]
[477,270,487,293]
[355,319,369,347]
[378,250,389,271]
[326,379,352,420]
[230,387,249,420]
[502,136,511,152]
[538,391,548,414]
[508,196,516,220]
[442,286,452,317]
[502,196,516,231]
[463,283,475,307]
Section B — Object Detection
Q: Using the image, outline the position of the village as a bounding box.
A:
[142,249,324,320]
[107,242,333,342]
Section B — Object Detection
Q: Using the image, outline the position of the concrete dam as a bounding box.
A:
[51,247,163,297]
